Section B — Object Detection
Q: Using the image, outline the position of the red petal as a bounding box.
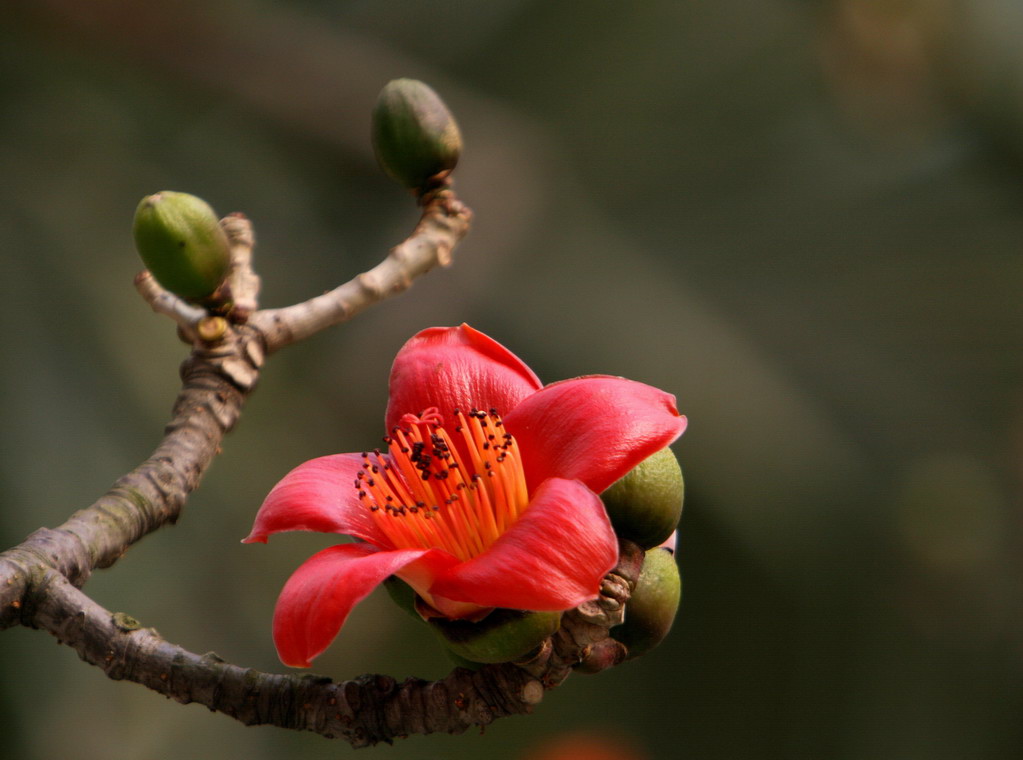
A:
[243,454,389,546]
[503,376,687,494]
[428,478,618,610]
[385,324,543,431]
[272,543,458,667]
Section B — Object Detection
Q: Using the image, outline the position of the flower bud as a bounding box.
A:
[372,78,462,190]
[133,191,231,302]
[611,545,681,659]
[601,447,683,549]
[428,608,561,664]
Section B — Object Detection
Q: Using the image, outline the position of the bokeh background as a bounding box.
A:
[3,1,1023,758]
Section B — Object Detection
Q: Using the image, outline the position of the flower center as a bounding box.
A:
[355,407,530,561]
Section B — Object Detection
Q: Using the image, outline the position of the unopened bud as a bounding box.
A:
[372,79,462,190]
[428,608,561,665]
[611,545,681,659]
[133,191,230,302]
[601,448,684,549]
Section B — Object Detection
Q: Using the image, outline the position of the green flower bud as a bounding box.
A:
[372,78,462,190]
[133,191,231,302]
[611,545,681,659]
[428,608,561,665]
[601,448,684,549]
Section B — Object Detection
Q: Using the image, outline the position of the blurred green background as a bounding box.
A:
[3,1,1023,758]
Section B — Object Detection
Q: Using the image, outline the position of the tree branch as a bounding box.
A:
[26,543,642,746]
[249,186,471,353]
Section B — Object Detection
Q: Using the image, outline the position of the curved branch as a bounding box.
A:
[28,543,642,747]
[250,187,471,353]
[0,333,258,627]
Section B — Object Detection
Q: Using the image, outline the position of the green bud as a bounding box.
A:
[428,608,561,665]
[372,78,462,190]
[601,448,684,549]
[611,546,681,659]
[133,191,231,302]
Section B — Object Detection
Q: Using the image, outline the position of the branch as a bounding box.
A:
[250,186,471,353]
[28,543,642,746]
[0,328,258,626]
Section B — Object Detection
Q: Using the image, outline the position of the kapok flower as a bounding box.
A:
[244,324,686,667]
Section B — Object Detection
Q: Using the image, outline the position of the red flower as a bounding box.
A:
[244,325,686,667]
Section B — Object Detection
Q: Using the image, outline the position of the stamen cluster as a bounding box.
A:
[355,407,529,561]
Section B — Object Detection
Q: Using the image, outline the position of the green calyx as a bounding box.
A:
[383,576,560,664]
[428,608,561,665]
[382,575,422,620]
[611,546,681,659]
[372,78,462,190]
[601,447,684,549]
[133,191,231,302]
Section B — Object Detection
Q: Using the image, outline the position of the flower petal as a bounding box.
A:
[272,543,459,667]
[385,324,543,430]
[428,478,618,610]
[243,453,388,546]
[503,376,687,494]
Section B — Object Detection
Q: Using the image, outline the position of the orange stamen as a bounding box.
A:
[355,407,531,562]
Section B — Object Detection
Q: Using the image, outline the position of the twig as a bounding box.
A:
[220,212,261,322]
[250,187,471,353]
[134,270,207,340]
